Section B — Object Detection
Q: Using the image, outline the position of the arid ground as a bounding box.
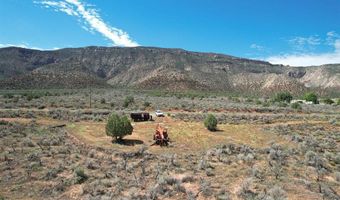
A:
[0,89,339,200]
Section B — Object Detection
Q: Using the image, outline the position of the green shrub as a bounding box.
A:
[123,96,134,108]
[143,101,151,107]
[337,99,340,105]
[278,102,288,107]
[106,113,133,141]
[291,102,302,110]
[74,167,88,184]
[204,114,218,131]
[273,92,293,103]
[245,98,253,103]
[3,93,14,99]
[262,102,270,107]
[255,100,262,105]
[323,98,334,105]
[100,98,106,104]
[303,92,318,104]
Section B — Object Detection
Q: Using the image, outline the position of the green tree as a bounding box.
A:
[273,92,293,103]
[123,96,134,108]
[204,114,218,131]
[303,92,318,104]
[106,113,133,142]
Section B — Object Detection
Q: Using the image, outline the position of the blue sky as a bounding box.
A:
[1,0,340,66]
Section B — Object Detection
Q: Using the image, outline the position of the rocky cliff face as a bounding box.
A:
[0,46,339,95]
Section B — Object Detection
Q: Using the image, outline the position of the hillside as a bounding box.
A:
[0,46,339,95]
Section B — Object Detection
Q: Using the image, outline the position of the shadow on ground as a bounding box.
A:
[114,139,144,146]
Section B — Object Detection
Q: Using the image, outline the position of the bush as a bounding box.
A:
[143,101,151,107]
[337,99,340,105]
[323,98,334,105]
[278,102,287,107]
[3,93,14,99]
[267,186,287,200]
[123,96,134,108]
[303,92,318,104]
[74,167,88,184]
[204,114,217,131]
[291,102,302,110]
[273,92,293,103]
[100,98,106,104]
[106,113,133,141]
[255,100,262,105]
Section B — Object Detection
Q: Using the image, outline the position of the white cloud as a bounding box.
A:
[266,39,340,66]
[37,1,78,16]
[288,36,321,52]
[326,30,340,45]
[35,0,139,47]
[250,43,264,51]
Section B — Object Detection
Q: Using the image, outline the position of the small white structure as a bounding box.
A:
[291,99,313,105]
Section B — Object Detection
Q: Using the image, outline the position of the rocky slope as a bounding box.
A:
[0,46,339,95]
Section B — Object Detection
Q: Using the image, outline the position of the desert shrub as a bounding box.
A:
[238,178,254,199]
[216,189,231,200]
[181,176,195,183]
[45,166,63,180]
[123,96,134,108]
[106,113,133,141]
[291,102,302,110]
[337,99,340,105]
[3,93,14,99]
[246,98,253,103]
[303,92,318,104]
[329,118,337,125]
[335,172,340,182]
[88,149,97,158]
[266,186,287,200]
[334,154,340,164]
[205,168,215,176]
[204,114,217,131]
[200,178,213,197]
[74,167,88,184]
[304,151,317,166]
[262,102,270,107]
[278,102,287,107]
[143,101,151,107]
[273,92,293,103]
[22,138,35,147]
[100,98,106,104]
[85,159,100,170]
[322,98,334,105]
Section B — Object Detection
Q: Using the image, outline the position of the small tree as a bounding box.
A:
[273,92,293,103]
[204,114,217,131]
[304,92,318,104]
[123,96,134,108]
[106,113,133,142]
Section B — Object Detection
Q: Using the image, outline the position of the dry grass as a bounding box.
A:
[65,116,295,155]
